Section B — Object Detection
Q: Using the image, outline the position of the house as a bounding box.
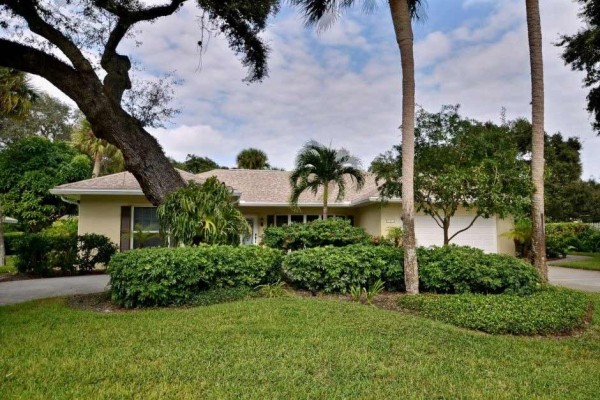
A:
[50,169,515,254]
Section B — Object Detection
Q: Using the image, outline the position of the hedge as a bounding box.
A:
[546,223,600,257]
[398,286,590,335]
[283,245,540,295]
[3,231,24,256]
[262,218,371,250]
[108,245,284,308]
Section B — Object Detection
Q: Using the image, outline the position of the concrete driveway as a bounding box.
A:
[0,275,110,305]
[549,266,600,293]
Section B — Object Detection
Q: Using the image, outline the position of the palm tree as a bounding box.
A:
[0,67,36,267]
[289,0,424,294]
[236,148,270,169]
[72,119,124,178]
[290,140,365,219]
[525,0,547,281]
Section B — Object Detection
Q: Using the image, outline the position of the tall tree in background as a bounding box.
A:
[72,119,124,177]
[0,1,279,205]
[525,0,547,281]
[290,140,364,219]
[0,67,36,267]
[289,0,424,294]
[559,0,600,135]
[236,148,270,169]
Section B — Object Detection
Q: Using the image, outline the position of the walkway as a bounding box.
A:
[0,275,110,305]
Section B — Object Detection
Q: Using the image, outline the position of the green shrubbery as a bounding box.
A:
[108,245,283,307]
[398,286,590,335]
[283,244,403,293]
[283,245,540,295]
[14,233,116,275]
[3,231,24,255]
[262,218,371,250]
[546,223,600,257]
[418,246,541,295]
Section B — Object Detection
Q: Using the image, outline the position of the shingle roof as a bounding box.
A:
[196,169,381,206]
[51,169,203,194]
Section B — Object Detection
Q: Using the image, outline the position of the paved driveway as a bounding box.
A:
[0,275,110,305]
[549,266,600,293]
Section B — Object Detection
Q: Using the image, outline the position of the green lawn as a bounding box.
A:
[1,295,599,399]
[553,253,600,271]
[0,255,15,274]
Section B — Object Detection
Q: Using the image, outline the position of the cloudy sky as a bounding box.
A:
[34,0,599,178]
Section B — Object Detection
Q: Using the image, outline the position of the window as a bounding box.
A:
[275,215,289,227]
[306,215,320,223]
[132,207,162,248]
[290,215,304,224]
[264,214,354,226]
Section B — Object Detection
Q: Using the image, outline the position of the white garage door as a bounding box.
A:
[415,215,498,253]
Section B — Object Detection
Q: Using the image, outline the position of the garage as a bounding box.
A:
[415,214,498,253]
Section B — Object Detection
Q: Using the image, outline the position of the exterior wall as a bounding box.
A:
[78,195,151,246]
[354,204,382,236]
[496,216,516,256]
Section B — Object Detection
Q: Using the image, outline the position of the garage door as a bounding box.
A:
[415,215,498,253]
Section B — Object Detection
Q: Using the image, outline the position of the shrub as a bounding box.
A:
[14,233,116,275]
[4,232,24,255]
[418,246,541,295]
[546,222,600,257]
[190,287,253,306]
[43,217,78,237]
[283,244,403,293]
[108,245,284,307]
[262,218,371,251]
[397,286,590,335]
[77,234,117,272]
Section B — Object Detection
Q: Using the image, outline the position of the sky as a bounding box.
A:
[32,0,599,179]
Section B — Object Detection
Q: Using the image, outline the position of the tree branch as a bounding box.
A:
[1,0,94,72]
[448,214,480,242]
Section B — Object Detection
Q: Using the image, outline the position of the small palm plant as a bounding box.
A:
[71,119,124,178]
[290,140,365,219]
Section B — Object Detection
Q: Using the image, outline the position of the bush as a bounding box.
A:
[14,233,116,275]
[546,222,600,257]
[108,245,284,308]
[262,218,371,251]
[418,246,541,295]
[397,286,590,335]
[283,244,540,295]
[4,232,24,255]
[283,244,404,293]
[43,217,78,237]
[190,287,253,307]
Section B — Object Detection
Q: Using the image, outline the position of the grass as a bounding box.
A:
[552,252,600,271]
[0,255,16,274]
[1,295,599,399]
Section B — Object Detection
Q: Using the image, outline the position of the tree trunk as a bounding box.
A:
[92,152,102,178]
[443,219,450,245]
[0,198,5,267]
[526,0,548,282]
[323,183,329,219]
[390,0,419,294]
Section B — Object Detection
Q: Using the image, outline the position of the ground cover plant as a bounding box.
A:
[108,245,283,308]
[0,295,599,399]
[398,286,590,335]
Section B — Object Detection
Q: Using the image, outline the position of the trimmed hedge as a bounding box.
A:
[283,244,403,293]
[262,218,371,251]
[14,233,116,275]
[546,223,600,257]
[418,246,541,295]
[3,232,24,255]
[108,245,283,308]
[397,286,590,335]
[283,245,540,295]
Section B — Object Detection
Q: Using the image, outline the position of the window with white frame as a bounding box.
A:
[131,207,162,248]
[266,214,354,227]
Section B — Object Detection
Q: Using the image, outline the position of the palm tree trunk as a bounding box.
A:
[390,0,419,294]
[526,0,548,282]
[92,152,102,178]
[323,183,329,219]
[0,198,5,267]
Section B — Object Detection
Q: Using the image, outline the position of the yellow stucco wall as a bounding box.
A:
[355,204,383,236]
[78,195,151,246]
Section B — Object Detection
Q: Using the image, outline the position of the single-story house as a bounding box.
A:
[50,169,515,255]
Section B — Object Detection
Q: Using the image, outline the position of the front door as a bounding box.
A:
[241,216,258,245]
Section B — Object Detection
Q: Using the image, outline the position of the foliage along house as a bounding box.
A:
[50,169,515,254]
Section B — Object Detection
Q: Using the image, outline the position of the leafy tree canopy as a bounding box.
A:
[370,105,531,244]
[559,0,600,134]
[0,136,91,232]
[171,154,226,174]
[236,148,270,169]
[157,177,249,246]
[0,93,76,146]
